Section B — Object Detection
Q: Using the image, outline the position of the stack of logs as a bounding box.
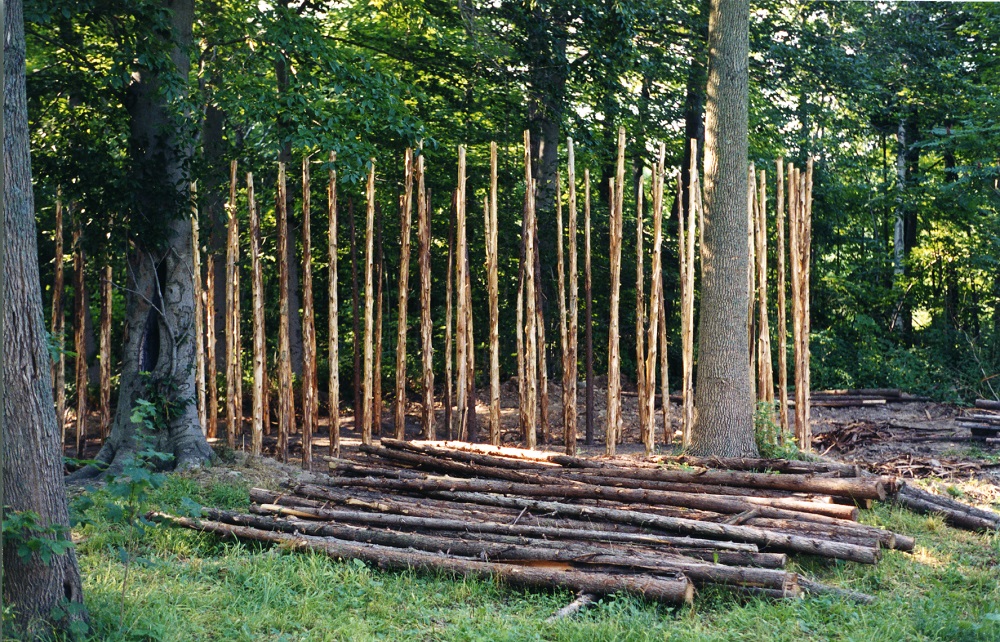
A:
[959,399,1000,442]
[797,389,929,408]
[153,441,997,608]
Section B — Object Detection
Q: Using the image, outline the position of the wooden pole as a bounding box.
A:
[606,126,625,455]
[191,183,206,434]
[789,164,803,448]
[682,140,698,449]
[516,263,526,440]
[635,169,647,444]
[445,191,456,440]
[248,172,264,457]
[455,146,469,441]
[327,153,340,457]
[565,139,579,455]
[361,161,377,445]
[98,262,112,442]
[524,131,538,449]
[747,164,757,403]
[658,272,670,444]
[395,149,414,440]
[776,159,789,436]
[534,209,548,445]
[418,163,434,440]
[756,169,774,406]
[73,225,86,458]
[803,159,814,450]
[205,251,218,440]
[277,162,295,460]
[556,169,568,450]
[464,230,477,442]
[374,204,386,437]
[350,197,363,433]
[584,168,594,446]
[52,192,67,444]
[487,142,501,446]
[643,145,666,455]
[225,159,239,449]
[302,156,317,466]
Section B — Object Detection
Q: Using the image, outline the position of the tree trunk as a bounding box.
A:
[72,226,88,458]
[52,193,67,442]
[327,154,341,456]
[249,173,265,457]
[487,144,500,445]
[584,169,594,445]
[395,150,414,440]
[3,1,87,631]
[277,163,295,460]
[565,140,579,455]
[70,0,211,479]
[690,0,757,457]
[205,252,218,439]
[302,157,317,466]
[418,164,434,440]
[99,262,113,441]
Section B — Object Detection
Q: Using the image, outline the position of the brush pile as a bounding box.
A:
[153,440,975,607]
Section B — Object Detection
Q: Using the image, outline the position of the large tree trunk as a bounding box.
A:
[3,0,87,633]
[690,0,757,457]
[70,0,211,478]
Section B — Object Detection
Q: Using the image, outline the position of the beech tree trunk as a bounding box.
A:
[690,0,757,457]
[70,0,212,478]
[3,1,87,632]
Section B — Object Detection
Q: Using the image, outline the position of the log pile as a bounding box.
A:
[151,441,973,608]
[801,389,929,408]
[959,406,1000,440]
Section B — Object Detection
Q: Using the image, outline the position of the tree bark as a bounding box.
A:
[327,154,340,456]
[606,129,626,454]
[584,169,594,445]
[277,163,295,460]
[302,157,317,466]
[71,0,211,478]
[52,192,67,442]
[487,144,500,445]
[418,167,434,440]
[249,173,264,457]
[691,0,756,457]
[3,1,87,630]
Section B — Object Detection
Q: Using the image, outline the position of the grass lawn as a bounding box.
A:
[70,463,1000,642]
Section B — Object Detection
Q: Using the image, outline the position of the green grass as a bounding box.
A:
[69,471,1000,642]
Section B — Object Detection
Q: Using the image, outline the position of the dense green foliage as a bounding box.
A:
[27,0,1000,404]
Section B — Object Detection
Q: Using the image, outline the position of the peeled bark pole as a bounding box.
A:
[327,153,340,457]
[351,197,363,432]
[802,160,813,449]
[556,170,569,450]
[98,262,112,441]
[584,169,595,446]
[373,206,385,436]
[225,159,240,449]
[534,221,548,444]
[302,157,318,465]
[248,173,265,457]
[524,132,539,449]
[681,140,698,448]
[206,252,218,439]
[658,278,670,443]
[790,162,813,449]
[747,165,756,400]
[156,513,695,605]
[455,146,470,441]
[395,149,414,440]
[643,147,666,454]
[277,162,296,460]
[52,193,67,443]
[73,225,87,458]
[417,158,434,440]
[191,184,206,434]
[606,127,626,455]
[487,143,501,446]
[565,139,579,455]
[756,169,774,406]
[635,175,647,443]
[361,162,377,445]
[445,192,456,440]
[776,160,789,436]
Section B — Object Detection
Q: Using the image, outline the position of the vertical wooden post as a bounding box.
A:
[606,127,625,455]
[464,232,477,441]
[487,142,501,446]
[374,203,386,436]
[395,149,414,439]
[361,161,376,445]
[681,140,698,449]
[556,170,568,449]
[73,225,87,458]
[534,215,548,444]
[756,169,774,406]
[248,172,264,457]
[98,262,112,442]
[52,192,67,443]
[455,146,469,441]
[584,169,594,446]
[206,252,218,440]
[747,164,757,403]
[643,145,666,455]
[225,159,239,449]
[302,156,317,466]
[523,131,538,449]
[516,265,527,439]
[799,158,813,452]
[191,183,207,434]
[277,162,295,460]
[327,153,341,457]
[635,172,647,444]
[565,139,579,455]
[776,159,789,436]
[350,197,363,433]
[417,155,434,439]
[658,274,670,444]
[789,164,803,448]
[445,191,456,440]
